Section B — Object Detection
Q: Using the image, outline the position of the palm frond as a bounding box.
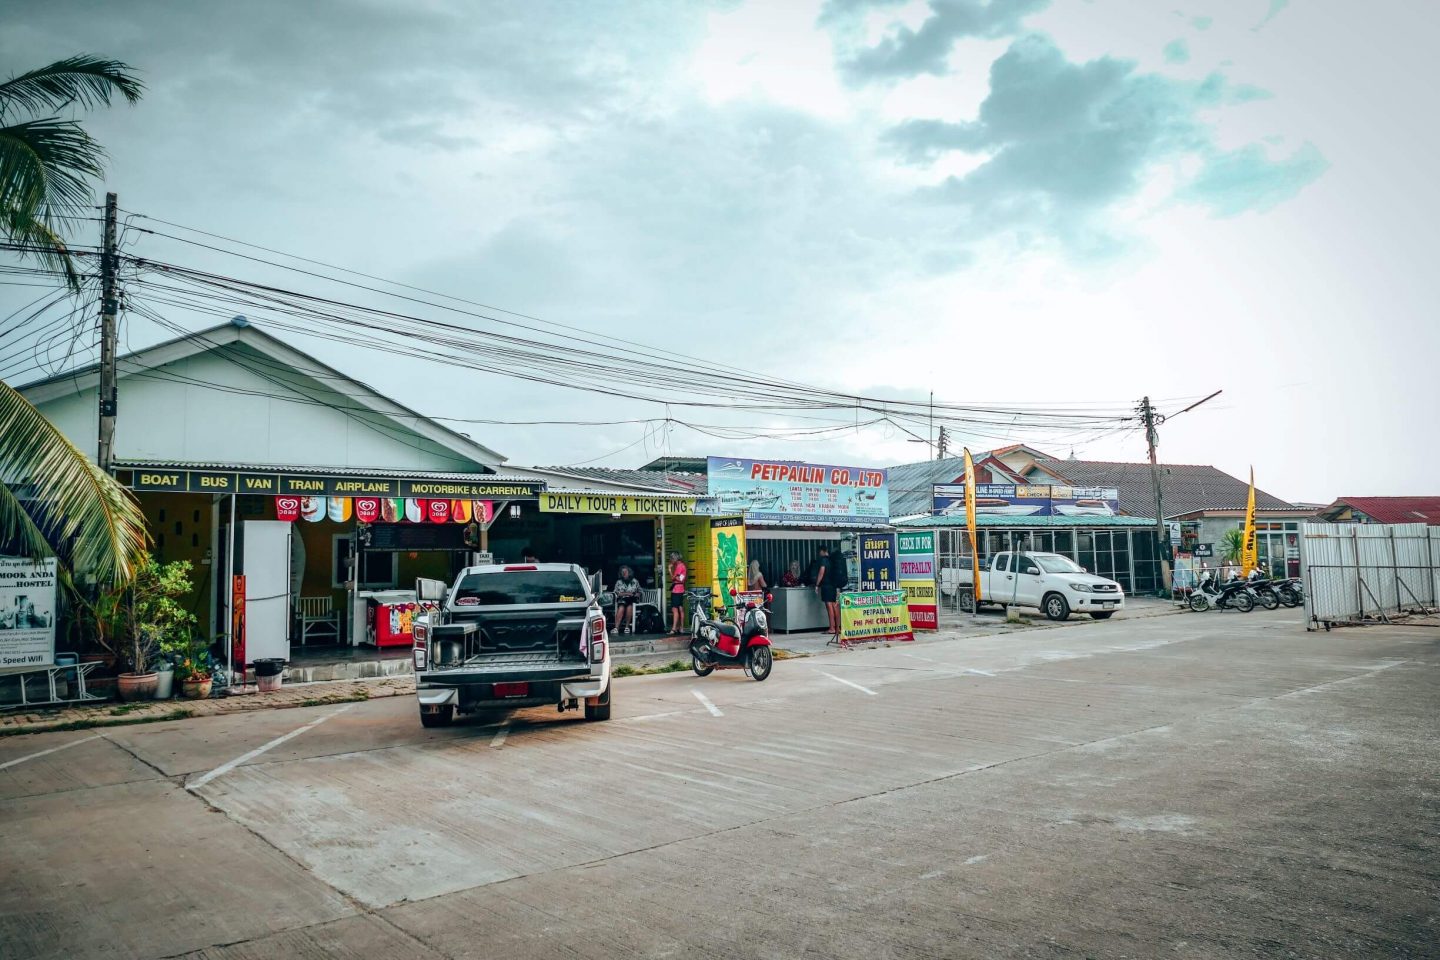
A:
[2,208,83,290]
[0,118,105,223]
[0,56,143,118]
[0,379,149,586]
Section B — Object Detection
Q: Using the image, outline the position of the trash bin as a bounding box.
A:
[252,657,287,693]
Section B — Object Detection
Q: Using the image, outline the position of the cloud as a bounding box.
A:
[1163,38,1190,64]
[1182,142,1328,215]
[883,35,1324,251]
[837,0,1049,82]
[1253,0,1289,31]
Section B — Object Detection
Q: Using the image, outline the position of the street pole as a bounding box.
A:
[96,192,119,473]
[1140,396,1170,595]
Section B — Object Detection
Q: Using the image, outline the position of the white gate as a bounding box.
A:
[1300,522,1438,629]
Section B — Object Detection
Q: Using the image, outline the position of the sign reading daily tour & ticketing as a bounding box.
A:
[707,457,889,524]
[539,493,697,515]
[859,533,898,591]
[838,589,914,645]
[0,557,58,668]
[932,483,1120,518]
[897,530,938,631]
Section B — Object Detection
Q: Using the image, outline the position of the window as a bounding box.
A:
[992,554,1009,572]
[453,570,589,605]
[333,536,397,589]
[1037,555,1083,574]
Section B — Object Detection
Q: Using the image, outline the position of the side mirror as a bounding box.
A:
[729,588,737,597]
[765,593,773,603]
[416,577,447,603]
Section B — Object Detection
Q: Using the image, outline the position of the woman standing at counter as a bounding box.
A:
[747,560,767,592]
[781,560,804,587]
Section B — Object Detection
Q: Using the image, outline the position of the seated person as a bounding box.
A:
[612,564,642,634]
[781,560,804,587]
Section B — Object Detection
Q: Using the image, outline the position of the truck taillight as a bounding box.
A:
[413,623,428,670]
[590,617,605,662]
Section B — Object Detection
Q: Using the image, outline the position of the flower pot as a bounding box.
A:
[117,672,159,702]
[154,667,174,700]
[181,677,213,699]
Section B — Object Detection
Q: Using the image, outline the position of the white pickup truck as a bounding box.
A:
[956,551,1124,621]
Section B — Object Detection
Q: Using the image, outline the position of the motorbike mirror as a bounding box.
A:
[729,588,737,597]
[765,593,773,603]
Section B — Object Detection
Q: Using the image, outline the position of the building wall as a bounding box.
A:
[31,343,483,471]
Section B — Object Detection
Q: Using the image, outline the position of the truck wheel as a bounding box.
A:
[1043,593,1070,621]
[1090,611,1114,620]
[959,591,975,613]
[584,686,612,721]
[420,705,454,728]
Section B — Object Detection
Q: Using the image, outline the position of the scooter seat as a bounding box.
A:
[717,623,740,639]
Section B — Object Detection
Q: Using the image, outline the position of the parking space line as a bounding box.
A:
[819,671,877,696]
[0,733,104,771]
[186,704,355,790]
[491,724,510,748]
[902,652,936,663]
[691,689,723,717]
[966,668,996,677]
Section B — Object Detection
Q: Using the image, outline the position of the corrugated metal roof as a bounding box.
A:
[1323,496,1440,524]
[114,460,537,483]
[895,514,1158,528]
[530,466,706,493]
[1028,459,1292,517]
[885,453,993,517]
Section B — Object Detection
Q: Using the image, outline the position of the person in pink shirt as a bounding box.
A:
[668,552,688,634]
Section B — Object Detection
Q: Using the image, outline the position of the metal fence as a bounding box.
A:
[1300,522,1438,629]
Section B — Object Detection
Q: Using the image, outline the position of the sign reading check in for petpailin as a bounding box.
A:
[0,557,58,668]
[539,493,696,515]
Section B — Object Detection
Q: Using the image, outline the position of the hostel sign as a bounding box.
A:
[539,493,697,515]
[126,468,541,500]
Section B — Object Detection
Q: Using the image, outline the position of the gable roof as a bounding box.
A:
[1320,496,1440,524]
[1027,459,1293,518]
[19,318,507,470]
[885,453,1024,517]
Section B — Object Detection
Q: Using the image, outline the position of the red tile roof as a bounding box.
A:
[1329,497,1440,524]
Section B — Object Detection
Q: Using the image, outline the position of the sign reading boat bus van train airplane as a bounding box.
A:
[708,457,889,525]
[931,484,1120,518]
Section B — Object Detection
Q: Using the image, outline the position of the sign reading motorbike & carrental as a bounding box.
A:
[707,456,889,524]
[0,557,58,668]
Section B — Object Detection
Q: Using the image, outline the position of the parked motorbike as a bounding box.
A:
[1248,578,1282,610]
[1277,579,1304,608]
[690,590,774,681]
[1189,572,1255,612]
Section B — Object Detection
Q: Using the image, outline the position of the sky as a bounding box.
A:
[1,0,1435,503]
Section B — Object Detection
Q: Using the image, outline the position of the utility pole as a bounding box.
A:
[929,391,935,460]
[1139,396,1169,594]
[936,426,950,460]
[1137,390,1223,596]
[96,192,119,473]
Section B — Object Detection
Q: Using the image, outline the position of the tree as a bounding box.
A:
[1221,528,1245,565]
[1,56,147,586]
[1,56,142,288]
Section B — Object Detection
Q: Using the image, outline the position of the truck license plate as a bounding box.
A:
[493,682,529,698]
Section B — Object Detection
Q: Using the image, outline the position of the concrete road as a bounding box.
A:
[3,610,1436,959]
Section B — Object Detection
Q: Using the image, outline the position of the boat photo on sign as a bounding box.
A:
[707,456,889,524]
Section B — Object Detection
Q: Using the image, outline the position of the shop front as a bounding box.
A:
[707,455,892,632]
[119,464,542,673]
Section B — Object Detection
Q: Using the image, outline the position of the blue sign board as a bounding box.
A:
[708,457,890,525]
[932,484,1120,518]
[858,532,898,591]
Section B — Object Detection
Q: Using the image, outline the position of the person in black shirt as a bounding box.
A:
[815,545,845,636]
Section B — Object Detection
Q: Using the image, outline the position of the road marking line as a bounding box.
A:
[186,704,355,791]
[820,671,877,696]
[902,652,935,662]
[966,668,996,677]
[0,733,104,771]
[691,689,723,717]
[618,710,687,723]
[491,724,510,748]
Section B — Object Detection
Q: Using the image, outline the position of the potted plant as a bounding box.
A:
[115,556,198,701]
[175,632,212,699]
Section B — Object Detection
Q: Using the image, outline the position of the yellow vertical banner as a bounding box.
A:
[709,517,747,614]
[1241,466,1258,576]
[963,448,981,603]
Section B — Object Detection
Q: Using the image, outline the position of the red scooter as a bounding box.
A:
[690,590,773,681]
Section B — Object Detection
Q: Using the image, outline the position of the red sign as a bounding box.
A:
[473,500,494,524]
[354,497,380,523]
[909,606,938,630]
[275,496,300,522]
[426,499,450,523]
[231,575,246,672]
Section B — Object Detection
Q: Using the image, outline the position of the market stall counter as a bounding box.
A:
[769,586,830,633]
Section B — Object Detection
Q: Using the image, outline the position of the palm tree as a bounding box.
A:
[1,56,143,288]
[1221,528,1245,565]
[1,56,147,586]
